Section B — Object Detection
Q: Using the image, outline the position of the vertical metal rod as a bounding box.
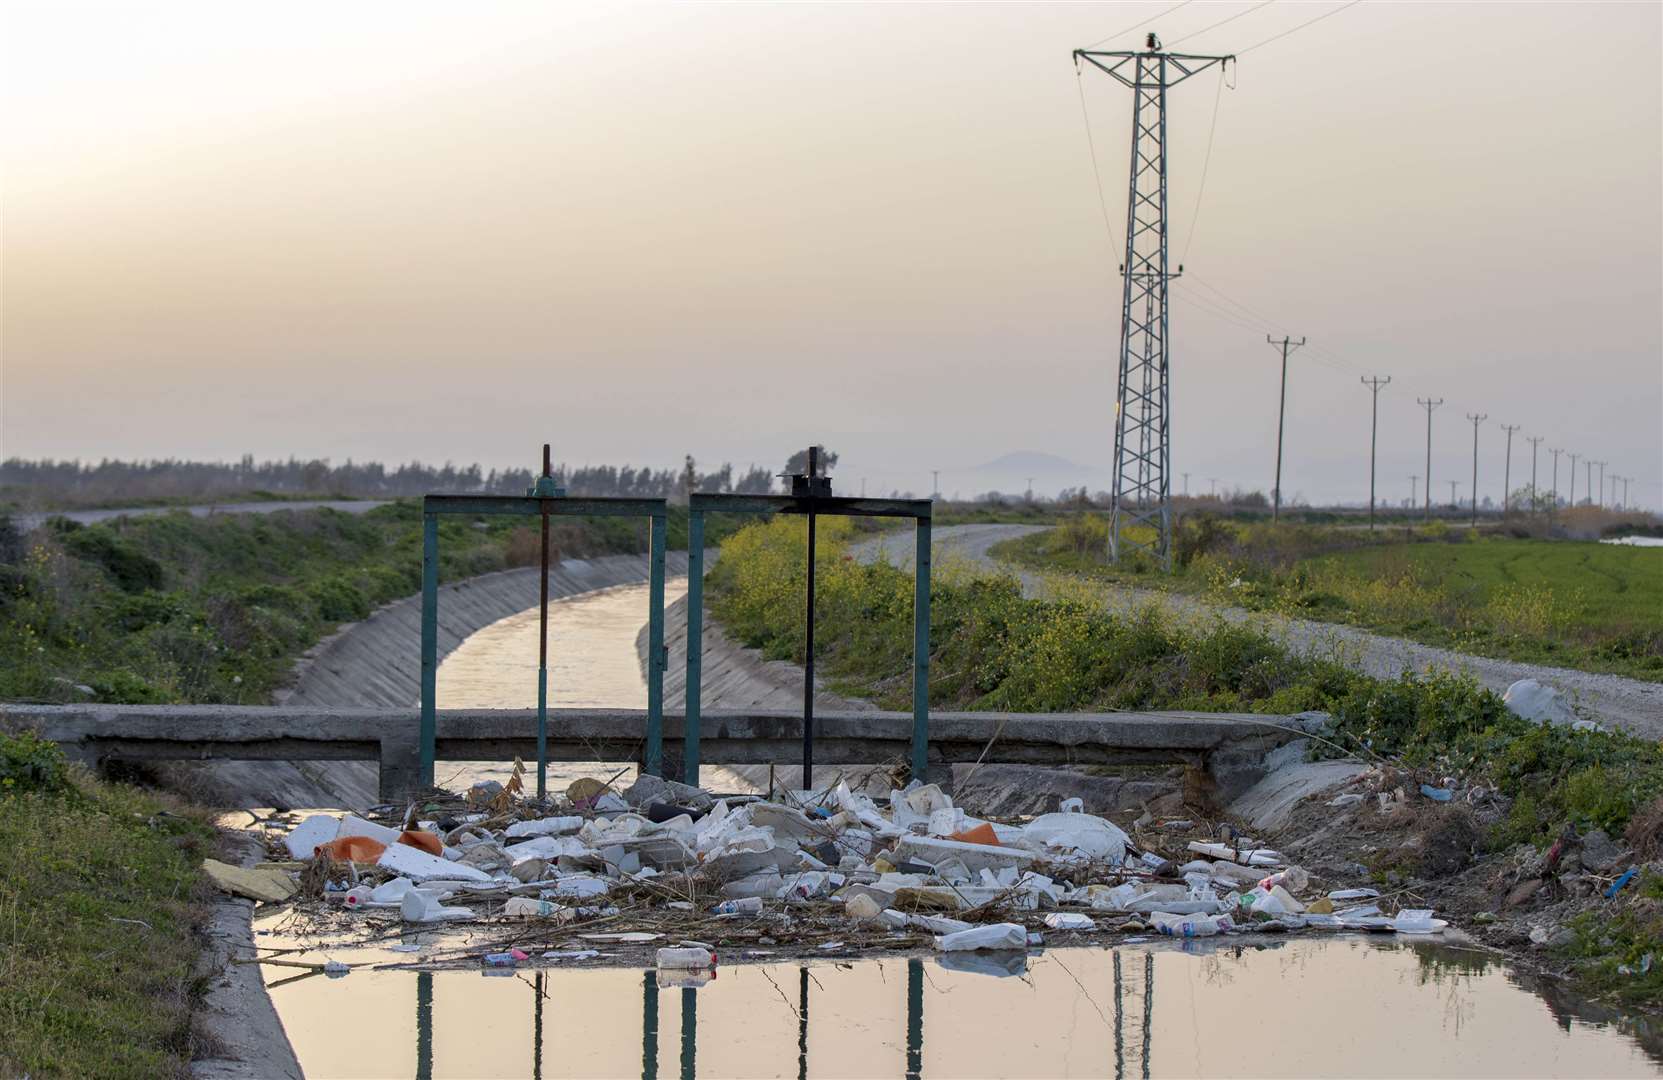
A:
[797,966,810,1080]
[533,970,545,1080]
[642,970,659,1080]
[679,986,697,1080]
[1113,950,1125,1080]
[537,443,551,800]
[646,512,667,778]
[419,512,439,789]
[802,447,818,786]
[684,510,705,786]
[415,970,433,1080]
[1467,413,1485,526]
[912,517,931,782]
[1141,951,1154,1080]
[906,958,923,1080]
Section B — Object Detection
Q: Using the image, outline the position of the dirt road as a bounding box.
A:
[856,524,1663,738]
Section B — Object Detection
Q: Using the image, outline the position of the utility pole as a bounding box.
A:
[1526,436,1544,513]
[1360,376,1390,529]
[1268,335,1308,522]
[931,470,939,501]
[1569,452,1579,507]
[1417,398,1444,520]
[1465,414,1486,525]
[1549,448,1563,510]
[1585,459,1595,509]
[1208,477,1218,498]
[1025,477,1034,502]
[1182,472,1190,497]
[1621,475,1630,509]
[1076,38,1233,569]
[1499,424,1520,516]
[1449,479,1460,507]
[1595,461,1607,509]
[1409,474,1418,509]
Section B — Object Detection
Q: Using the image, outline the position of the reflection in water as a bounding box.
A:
[265,934,1658,1079]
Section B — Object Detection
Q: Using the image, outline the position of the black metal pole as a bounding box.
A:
[803,447,818,787]
[538,442,551,799]
[798,966,810,1080]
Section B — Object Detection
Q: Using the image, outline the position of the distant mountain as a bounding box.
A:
[971,451,1092,475]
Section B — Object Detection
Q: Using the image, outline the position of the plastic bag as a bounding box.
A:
[933,923,1027,951]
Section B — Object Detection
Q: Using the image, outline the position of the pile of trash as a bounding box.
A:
[229,770,1449,976]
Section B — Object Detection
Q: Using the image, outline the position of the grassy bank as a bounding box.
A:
[708,516,1663,1000]
[0,500,740,705]
[0,731,215,1078]
[994,513,1663,681]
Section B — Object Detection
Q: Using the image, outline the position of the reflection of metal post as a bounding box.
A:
[1142,951,1154,1080]
[416,970,433,1080]
[798,966,810,1080]
[1113,951,1124,1080]
[803,447,819,783]
[533,970,545,1080]
[683,510,704,785]
[906,958,924,1080]
[680,986,697,1080]
[643,970,659,1080]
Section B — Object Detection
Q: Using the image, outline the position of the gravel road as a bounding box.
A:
[856,523,1663,738]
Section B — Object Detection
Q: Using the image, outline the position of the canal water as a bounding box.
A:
[262,580,1662,1078]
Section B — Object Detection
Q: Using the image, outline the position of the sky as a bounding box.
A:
[3,1,1660,507]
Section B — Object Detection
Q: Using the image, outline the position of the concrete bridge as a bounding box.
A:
[5,703,1317,805]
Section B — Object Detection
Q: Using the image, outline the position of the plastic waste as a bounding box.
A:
[845,894,882,921]
[505,816,583,839]
[483,949,529,967]
[1042,913,1097,931]
[1607,867,1638,898]
[1150,911,1232,938]
[317,835,388,863]
[401,888,475,923]
[712,897,763,916]
[949,823,1002,847]
[933,923,1028,951]
[1390,909,1445,934]
[503,897,573,920]
[285,814,343,859]
[1022,810,1129,862]
[323,960,350,977]
[1187,841,1282,867]
[1419,784,1454,803]
[1257,866,1310,893]
[656,946,717,969]
[1327,887,1381,901]
[377,843,492,883]
[878,908,910,930]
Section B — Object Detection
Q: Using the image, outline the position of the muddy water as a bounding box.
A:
[429,578,745,793]
[259,933,1659,1079]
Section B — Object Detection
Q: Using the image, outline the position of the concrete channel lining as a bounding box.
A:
[9,703,1312,805]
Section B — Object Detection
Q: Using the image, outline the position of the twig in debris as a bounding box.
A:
[107,916,153,931]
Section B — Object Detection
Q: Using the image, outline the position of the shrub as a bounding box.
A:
[0,730,68,793]
[59,527,164,593]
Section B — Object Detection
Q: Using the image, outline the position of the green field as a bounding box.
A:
[996,517,1663,681]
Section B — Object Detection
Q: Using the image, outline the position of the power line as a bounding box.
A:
[1178,67,1228,263]
[1237,0,1366,56]
[1083,0,1199,49]
[1074,66,1119,253]
[1169,0,1277,47]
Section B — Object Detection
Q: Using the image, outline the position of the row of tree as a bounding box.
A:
[0,455,779,504]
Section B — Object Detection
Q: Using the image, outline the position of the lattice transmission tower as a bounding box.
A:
[1076,36,1233,569]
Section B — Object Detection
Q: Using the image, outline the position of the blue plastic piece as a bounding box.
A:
[1606,867,1638,899]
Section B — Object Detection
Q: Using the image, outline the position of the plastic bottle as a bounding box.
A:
[656,946,717,969]
[711,897,763,916]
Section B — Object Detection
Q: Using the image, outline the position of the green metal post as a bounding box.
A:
[419,513,439,788]
[683,512,704,786]
[911,517,931,781]
[679,986,697,1080]
[646,512,667,777]
[416,970,433,1080]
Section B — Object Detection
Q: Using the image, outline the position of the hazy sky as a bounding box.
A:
[4,1,1660,506]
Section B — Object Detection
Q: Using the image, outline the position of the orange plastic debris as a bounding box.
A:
[398,830,443,856]
[316,835,388,863]
[949,822,1001,847]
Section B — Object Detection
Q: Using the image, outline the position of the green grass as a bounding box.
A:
[994,515,1663,681]
[0,500,744,705]
[0,731,215,1079]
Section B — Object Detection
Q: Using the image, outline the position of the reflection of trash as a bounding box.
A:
[936,951,1029,978]
[656,946,716,969]
[934,923,1027,951]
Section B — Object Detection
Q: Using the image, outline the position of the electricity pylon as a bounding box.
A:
[1076,36,1233,570]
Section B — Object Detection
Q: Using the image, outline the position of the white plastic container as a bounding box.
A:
[712,897,763,916]
[1150,911,1231,938]
[1042,913,1097,931]
[933,923,1028,951]
[655,946,716,969]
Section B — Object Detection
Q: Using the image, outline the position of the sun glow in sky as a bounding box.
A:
[3,1,1660,504]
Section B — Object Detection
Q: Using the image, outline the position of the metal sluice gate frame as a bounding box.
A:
[683,484,933,787]
[418,484,670,797]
